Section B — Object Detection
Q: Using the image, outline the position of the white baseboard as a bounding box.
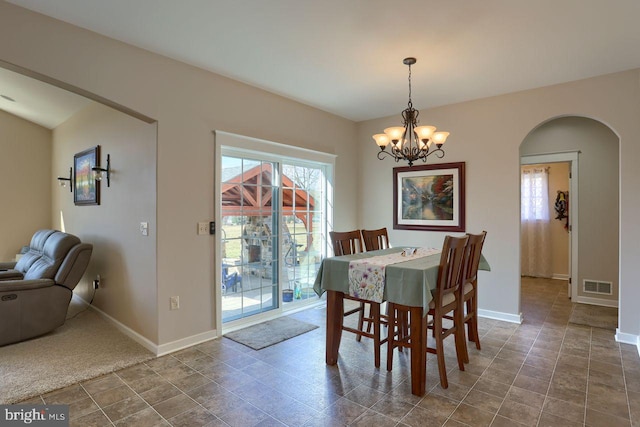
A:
[615,329,640,356]
[73,294,217,356]
[478,309,523,324]
[575,295,618,308]
[552,274,569,281]
[87,304,159,355]
[156,330,218,357]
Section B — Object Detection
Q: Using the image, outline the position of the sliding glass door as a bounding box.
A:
[219,146,331,325]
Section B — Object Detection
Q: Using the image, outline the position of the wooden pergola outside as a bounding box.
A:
[221,164,316,249]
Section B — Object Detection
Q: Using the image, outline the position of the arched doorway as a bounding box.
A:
[519,116,620,317]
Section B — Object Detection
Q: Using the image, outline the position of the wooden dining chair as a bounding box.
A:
[361,228,390,251]
[329,230,385,367]
[387,235,469,388]
[458,231,487,363]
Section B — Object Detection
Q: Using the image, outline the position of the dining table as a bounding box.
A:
[313,246,490,396]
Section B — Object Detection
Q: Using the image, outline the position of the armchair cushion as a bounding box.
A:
[24,232,80,281]
[12,229,56,274]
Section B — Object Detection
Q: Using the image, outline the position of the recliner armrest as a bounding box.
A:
[0,279,55,292]
[0,269,24,281]
[0,261,17,269]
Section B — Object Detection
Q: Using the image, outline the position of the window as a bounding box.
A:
[521,166,549,221]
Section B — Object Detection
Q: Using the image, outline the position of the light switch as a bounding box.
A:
[140,222,149,236]
[197,222,209,235]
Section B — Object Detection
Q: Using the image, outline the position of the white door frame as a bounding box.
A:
[214,130,335,336]
[520,151,579,300]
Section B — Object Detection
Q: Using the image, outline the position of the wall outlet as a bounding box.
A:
[197,222,209,235]
[140,222,149,236]
[170,296,180,310]
[93,274,101,290]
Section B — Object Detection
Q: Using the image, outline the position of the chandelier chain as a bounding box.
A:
[407,63,413,108]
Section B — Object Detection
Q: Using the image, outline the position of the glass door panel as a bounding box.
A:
[281,163,325,306]
[221,156,279,322]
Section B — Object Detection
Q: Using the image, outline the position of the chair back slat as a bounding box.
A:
[330,230,364,256]
[463,231,487,284]
[436,235,469,303]
[362,228,390,251]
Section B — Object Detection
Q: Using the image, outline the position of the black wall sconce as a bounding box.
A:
[92,154,111,187]
[57,167,73,192]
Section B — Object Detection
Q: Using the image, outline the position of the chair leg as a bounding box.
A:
[433,314,448,389]
[372,303,381,368]
[356,302,365,342]
[399,309,407,353]
[454,307,467,370]
[471,296,481,350]
[386,303,396,371]
[460,300,470,364]
[465,298,476,343]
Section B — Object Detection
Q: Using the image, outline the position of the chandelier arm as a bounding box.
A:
[377,149,401,162]
[424,148,445,159]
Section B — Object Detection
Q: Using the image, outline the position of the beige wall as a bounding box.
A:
[52,102,158,342]
[358,70,640,335]
[0,2,357,346]
[521,118,619,302]
[0,109,51,260]
[547,163,570,279]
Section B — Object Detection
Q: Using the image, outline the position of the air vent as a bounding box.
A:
[583,280,612,295]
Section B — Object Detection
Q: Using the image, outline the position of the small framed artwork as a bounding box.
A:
[74,145,100,206]
[393,162,465,232]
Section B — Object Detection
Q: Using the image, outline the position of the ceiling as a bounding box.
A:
[0,67,91,129]
[4,0,640,124]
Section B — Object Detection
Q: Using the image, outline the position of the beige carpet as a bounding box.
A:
[224,316,318,350]
[569,303,618,330]
[0,302,154,404]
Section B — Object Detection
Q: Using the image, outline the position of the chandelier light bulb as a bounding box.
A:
[414,125,436,141]
[372,134,390,147]
[383,126,405,143]
[432,132,449,145]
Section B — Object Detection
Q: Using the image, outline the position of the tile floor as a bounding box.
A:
[20,277,640,426]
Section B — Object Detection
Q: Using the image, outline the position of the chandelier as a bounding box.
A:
[372,57,449,167]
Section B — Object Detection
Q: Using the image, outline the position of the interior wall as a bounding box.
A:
[547,162,570,279]
[0,2,358,346]
[51,102,158,341]
[357,70,640,335]
[521,117,619,302]
[0,109,51,261]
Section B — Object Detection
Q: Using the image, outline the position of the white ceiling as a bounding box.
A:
[0,67,91,129]
[5,0,640,123]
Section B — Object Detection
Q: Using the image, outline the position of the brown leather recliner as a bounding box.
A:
[0,230,93,346]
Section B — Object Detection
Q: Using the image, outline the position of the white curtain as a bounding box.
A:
[521,166,552,277]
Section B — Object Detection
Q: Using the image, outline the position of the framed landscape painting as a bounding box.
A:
[74,146,100,206]
[393,162,465,232]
